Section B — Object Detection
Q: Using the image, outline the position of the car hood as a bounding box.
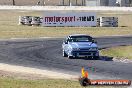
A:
[69,42,97,48]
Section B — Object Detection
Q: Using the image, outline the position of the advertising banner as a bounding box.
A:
[42,12,96,27]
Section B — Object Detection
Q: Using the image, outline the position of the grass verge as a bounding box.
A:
[100,46,132,59]
[0,77,128,88]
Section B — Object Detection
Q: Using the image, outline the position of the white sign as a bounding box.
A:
[42,12,96,27]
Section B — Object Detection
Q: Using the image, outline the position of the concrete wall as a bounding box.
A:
[0,6,132,11]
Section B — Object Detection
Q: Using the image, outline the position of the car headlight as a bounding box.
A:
[89,47,98,51]
[72,48,80,51]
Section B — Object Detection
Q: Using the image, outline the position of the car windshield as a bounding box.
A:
[69,36,93,42]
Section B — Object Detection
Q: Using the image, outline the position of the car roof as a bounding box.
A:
[69,34,91,37]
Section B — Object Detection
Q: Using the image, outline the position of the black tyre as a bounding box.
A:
[68,55,73,59]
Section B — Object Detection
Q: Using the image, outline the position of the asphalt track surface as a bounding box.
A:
[0,36,132,80]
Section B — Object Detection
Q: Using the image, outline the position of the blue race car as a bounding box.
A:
[62,34,99,59]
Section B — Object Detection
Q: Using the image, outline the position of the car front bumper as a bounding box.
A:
[71,51,99,57]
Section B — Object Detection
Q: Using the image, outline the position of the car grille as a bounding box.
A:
[80,48,90,51]
[72,51,97,56]
[79,53,91,55]
[73,51,96,53]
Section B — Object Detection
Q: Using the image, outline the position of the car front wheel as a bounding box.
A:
[63,50,68,57]
[68,55,73,59]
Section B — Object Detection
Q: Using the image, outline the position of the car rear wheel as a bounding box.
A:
[63,50,68,57]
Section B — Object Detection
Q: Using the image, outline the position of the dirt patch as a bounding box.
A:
[113,57,132,63]
[0,70,47,80]
[0,63,78,80]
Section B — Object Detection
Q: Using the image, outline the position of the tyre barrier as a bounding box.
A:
[97,17,118,27]
[18,16,42,26]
